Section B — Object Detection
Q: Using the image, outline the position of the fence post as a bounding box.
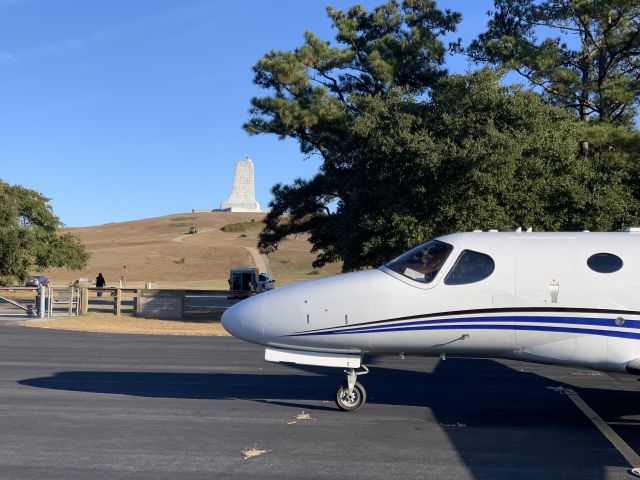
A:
[68,286,74,317]
[114,288,122,316]
[133,290,138,317]
[80,286,89,315]
[38,285,46,319]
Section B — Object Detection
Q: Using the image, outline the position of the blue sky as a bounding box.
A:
[1,0,497,226]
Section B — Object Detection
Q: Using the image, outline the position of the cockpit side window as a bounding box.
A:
[385,240,453,284]
[444,250,495,285]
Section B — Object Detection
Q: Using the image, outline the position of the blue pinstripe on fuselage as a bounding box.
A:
[285,312,640,340]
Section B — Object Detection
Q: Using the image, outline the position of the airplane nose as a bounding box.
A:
[221,295,265,344]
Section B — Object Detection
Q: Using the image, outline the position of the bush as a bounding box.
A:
[221,221,264,233]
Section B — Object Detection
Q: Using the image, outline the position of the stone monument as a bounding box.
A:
[220,157,262,212]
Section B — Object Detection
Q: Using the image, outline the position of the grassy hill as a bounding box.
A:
[45,212,341,289]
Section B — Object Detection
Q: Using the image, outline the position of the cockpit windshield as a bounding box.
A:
[385,240,453,283]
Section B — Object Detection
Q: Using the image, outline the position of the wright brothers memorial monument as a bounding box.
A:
[220,157,262,213]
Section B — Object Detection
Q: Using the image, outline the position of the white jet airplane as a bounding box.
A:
[222,228,640,411]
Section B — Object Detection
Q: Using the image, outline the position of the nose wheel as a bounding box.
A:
[335,366,369,411]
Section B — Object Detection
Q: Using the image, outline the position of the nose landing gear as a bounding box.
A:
[335,366,369,411]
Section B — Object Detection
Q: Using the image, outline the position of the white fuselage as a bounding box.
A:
[222,231,640,374]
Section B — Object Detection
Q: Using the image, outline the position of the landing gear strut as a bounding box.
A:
[335,366,369,411]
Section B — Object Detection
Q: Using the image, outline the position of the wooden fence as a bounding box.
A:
[1,286,249,321]
[79,287,248,321]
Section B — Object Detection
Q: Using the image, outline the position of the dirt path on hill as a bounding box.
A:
[243,246,269,273]
[46,212,341,287]
[171,227,268,272]
[171,228,219,243]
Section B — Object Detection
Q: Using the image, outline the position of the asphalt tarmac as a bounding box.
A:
[0,321,639,480]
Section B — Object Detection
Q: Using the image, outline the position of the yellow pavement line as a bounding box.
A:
[562,388,640,469]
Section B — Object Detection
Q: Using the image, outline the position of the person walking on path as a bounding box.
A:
[96,273,106,297]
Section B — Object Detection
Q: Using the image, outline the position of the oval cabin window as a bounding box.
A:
[444,250,495,285]
[587,253,623,273]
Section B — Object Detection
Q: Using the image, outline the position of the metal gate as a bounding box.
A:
[0,287,38,317]
[47,286,80,317]
[0,286,80,318]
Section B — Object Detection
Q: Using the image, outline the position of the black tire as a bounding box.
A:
[335,381,367,411]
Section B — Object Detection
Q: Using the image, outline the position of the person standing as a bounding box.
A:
[96,273,106,297]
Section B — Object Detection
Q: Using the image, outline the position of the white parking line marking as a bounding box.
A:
[607,421,640,427]
[561,388,640,468]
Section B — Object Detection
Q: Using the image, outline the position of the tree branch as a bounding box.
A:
[515,67,596,108]
[315,70,348,105]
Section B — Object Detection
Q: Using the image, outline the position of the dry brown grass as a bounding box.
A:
[21,313,230,336]
[44,212,341,288]
[0,289,38,300]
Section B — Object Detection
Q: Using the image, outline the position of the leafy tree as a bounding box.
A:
[469,0,640,124]
[246,0,461,269]
[419,70,638,237]
[0,180,89,285]
[258,70,640,270]
[245,0,461,157]
[247,1,640,271]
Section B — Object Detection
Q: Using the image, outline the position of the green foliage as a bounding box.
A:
[248,1,640,271]
[418,70,638,235]
[221,220,264,233]
[469,0,640,123]
[0,180,89,285]
[247,0,460,269]
[259,69,640,270]
[580,120,640,197]
[245,0,461,156]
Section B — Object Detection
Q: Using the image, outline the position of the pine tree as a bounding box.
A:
[469,0,640,124]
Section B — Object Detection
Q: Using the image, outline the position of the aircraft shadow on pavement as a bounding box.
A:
[17,358,640,421]
[19,358,639,479]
